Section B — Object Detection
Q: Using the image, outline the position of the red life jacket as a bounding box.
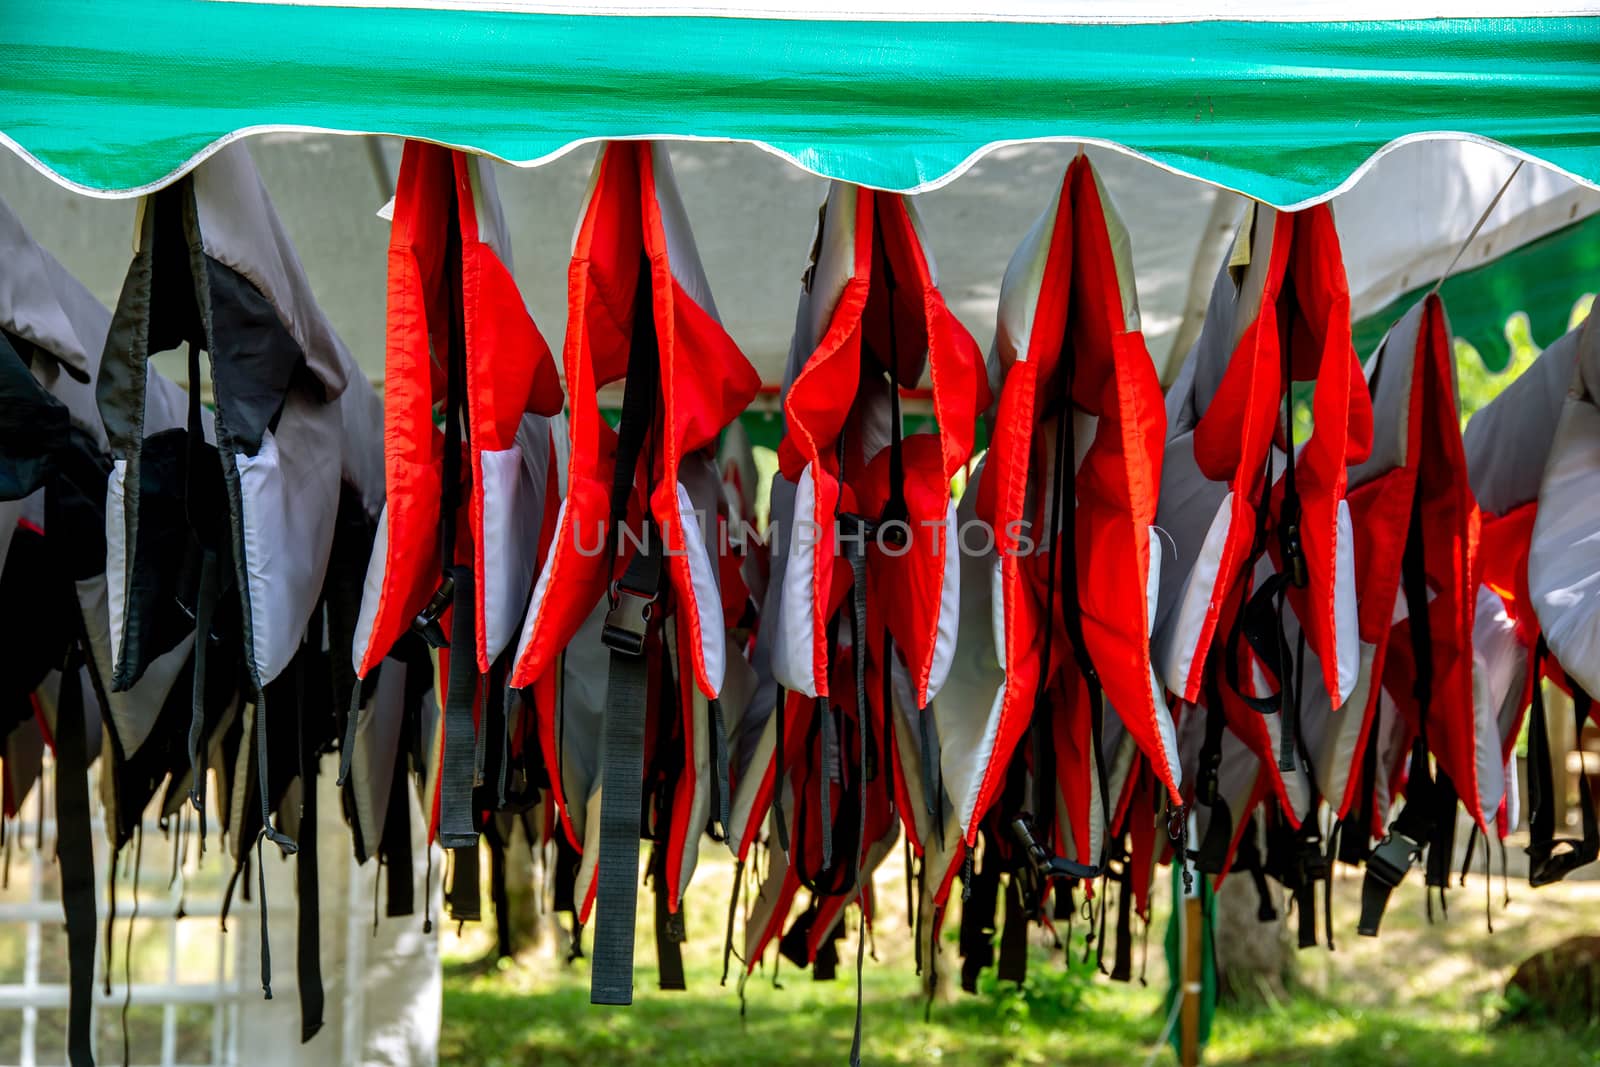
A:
[350,141,563,849]
[961,157,1179,885]
[507,142,760,1000]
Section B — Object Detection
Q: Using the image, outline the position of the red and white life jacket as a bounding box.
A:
[955,157,1179,879]
[350,141,563,850]
[507,142,760,999]
[1156,203,1370,711]
[746,182,986,981]
[1326,295,1487,935]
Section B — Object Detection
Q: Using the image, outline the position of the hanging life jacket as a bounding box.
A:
[507,141,761,1004]
[349,140,563,862]
[1155,203,1371,842]
[97,144,385,1028]
[1463,307,1591,854]
[750,180,986,949]
[1332,295,1488,935]
[942,157,1180,907]
[1502,305,1600,884]
[0,193,207,1067]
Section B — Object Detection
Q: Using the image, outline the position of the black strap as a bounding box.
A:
[381,739,415,918]
[296,723,324,1042]
[488,829,512,958]
[591,542,661,1005]
[590,251,666,1007]
[438,566,479,849]
[186,550,218,835]
[1110,851,1135,982]
[1358,474,1445,935]
[772,686,790,856]
[957,834,999,993]
[56,646,97,1067]
[1526,654,1600,886]
[651,846,687,990]
[708,698,731,840]
[840,525,871,1067]
[446,839,481,922]
[996,873,1029,984]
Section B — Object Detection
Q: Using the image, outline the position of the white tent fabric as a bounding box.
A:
[2,136,1594,391]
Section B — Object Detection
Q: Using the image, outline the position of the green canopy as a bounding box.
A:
[5,2,1599,206]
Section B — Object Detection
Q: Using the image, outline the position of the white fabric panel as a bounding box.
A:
[517,495,570,668]
[1473,585,1530,749]
[467,153,515,268]
[773,466,820,697]
[990,183,1057,373]
[794,184,860,380]
[189,143,353,397]
[478,441,540,666]
[1156,489,1234,699]
[648,143,721,322]
[1530,392,1600,698]
[924,499,961,703]
[105,458,131,675]
[1464,325,1581,514]
[234,395,342,685]
[1332,498,1360,705]
[928,465,1005,837]
[674,479,727,695]
[351,503,389,674]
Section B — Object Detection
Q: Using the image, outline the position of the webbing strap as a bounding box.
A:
[997,874,1029,984]
[842,529,871,1067]
[296,740,324,1042]
[186,551,218,837]
[446,839,481,922]
[1358,482,1439,936]
[56,649,97,1067]
[1110,857,1135,982]
[708,698,731,840]
[381,746,415,918]
[772,686,790,856]
[651,846,687,991]
[957,838,998,993]
[488,832,512,958]
[438,566,479,849]
[335,678,362,789]
[591,622,651,1005]
[1526,654,1600,885]
[818,697,837,873]
[590,251,665,1006]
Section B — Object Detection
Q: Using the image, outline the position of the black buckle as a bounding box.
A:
[1366,829,1421,888]
[1279,511,1307,589]
[1011,815,1100,883]
[603,579,658,657]
[411,574,456,649]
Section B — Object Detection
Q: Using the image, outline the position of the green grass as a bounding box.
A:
[440,849,1600,1066]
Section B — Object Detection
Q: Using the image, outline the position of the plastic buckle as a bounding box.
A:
[1011,815,1100,883]
[410,574,456,649]
[1366,829,1421,888]
[1280,520,1308,589]
[602,579,657,657]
